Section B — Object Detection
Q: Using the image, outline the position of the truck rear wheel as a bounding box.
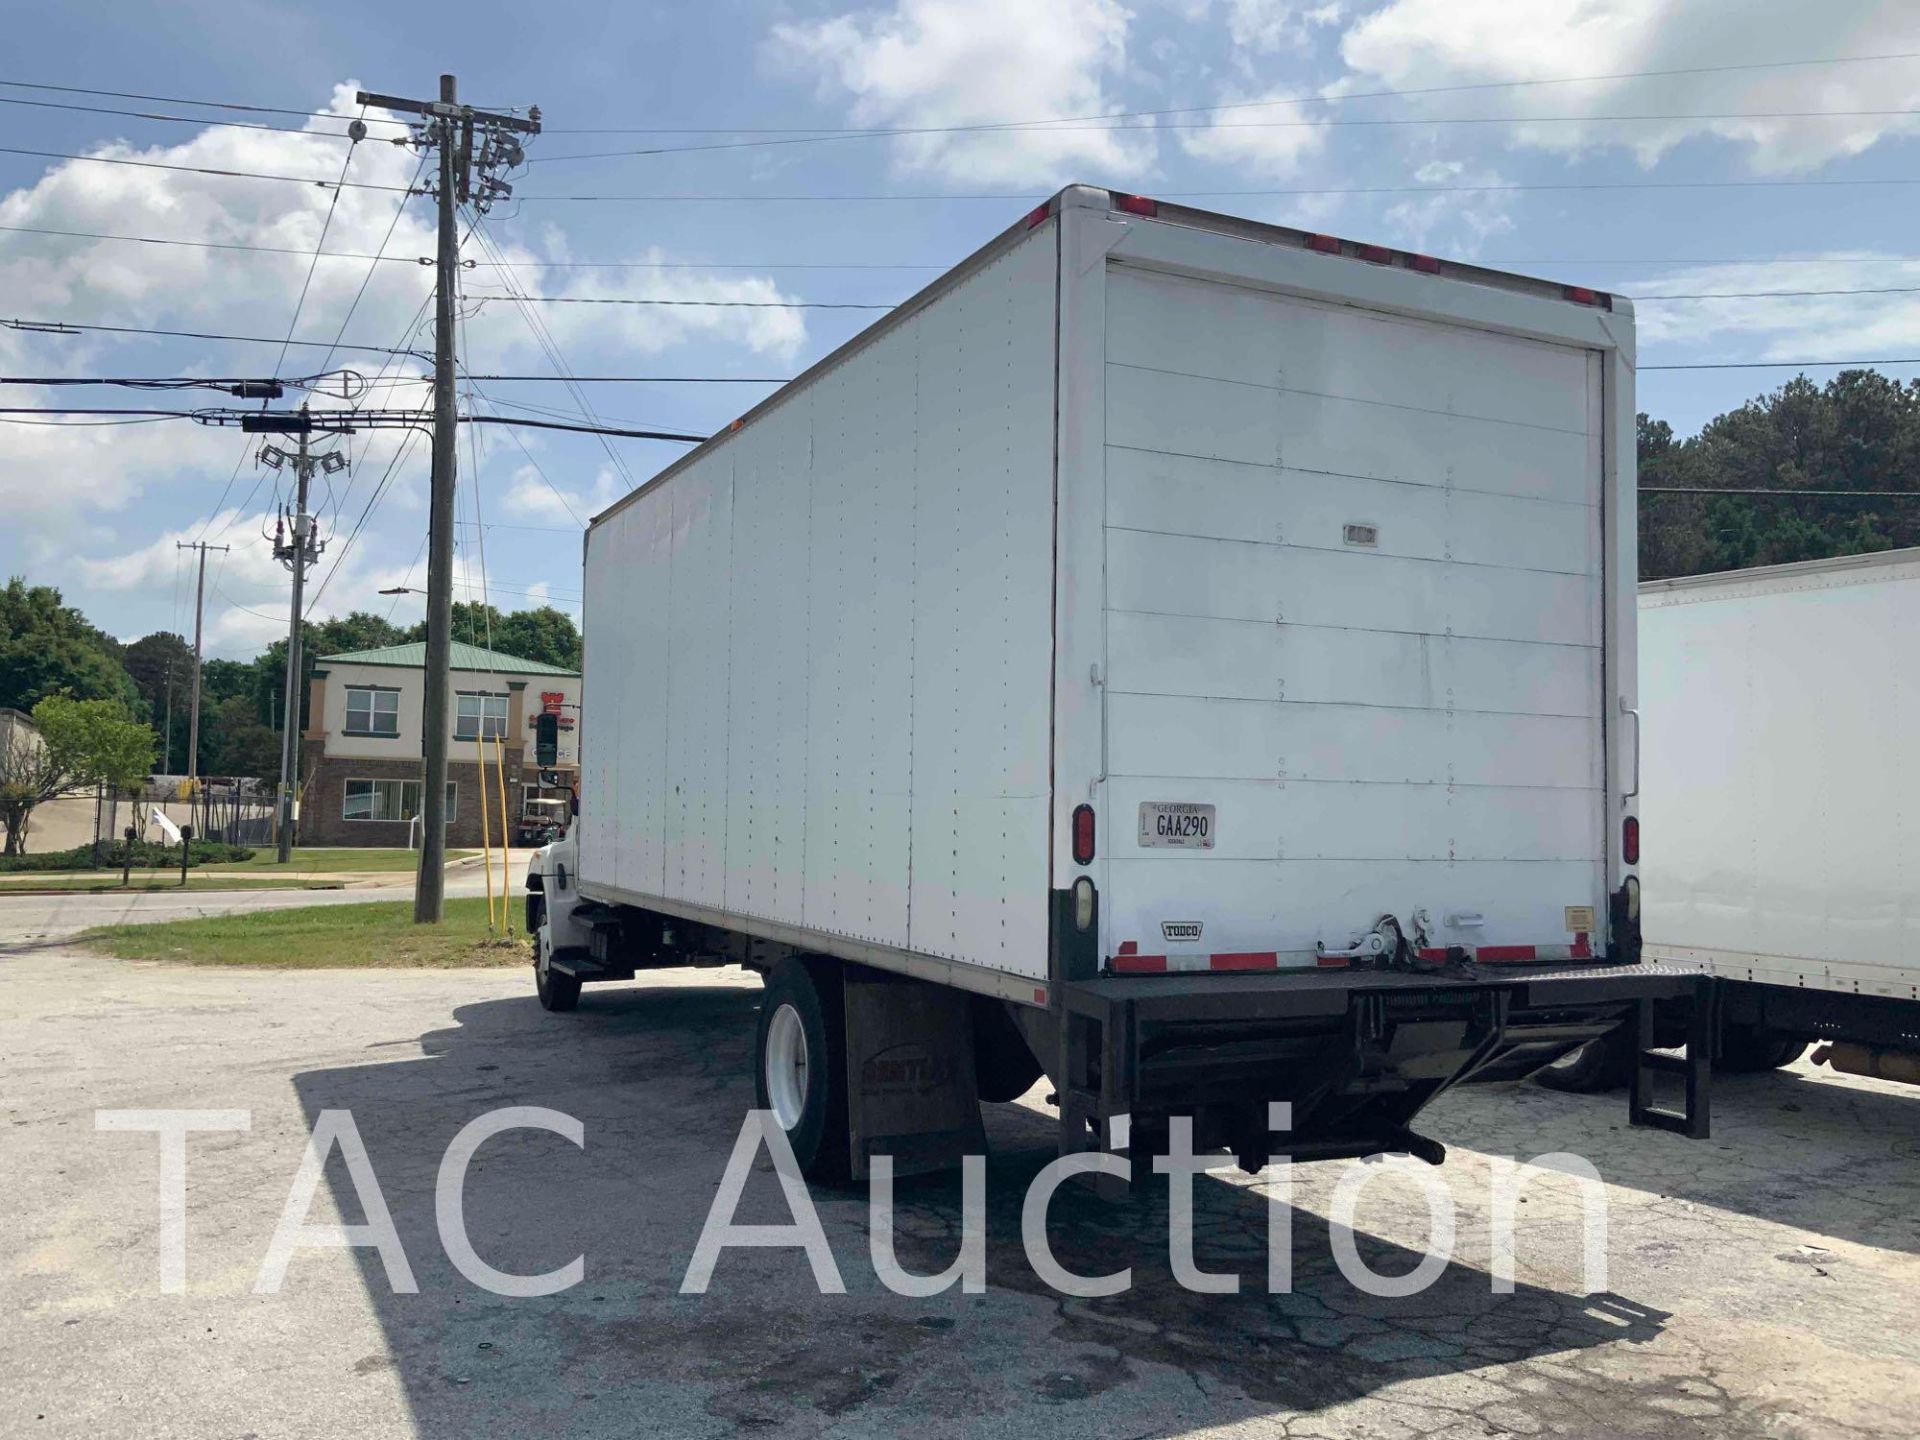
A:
[1717,1025,1807,1073]
[1535,1025,1634,1093]
[754,957,851,1185]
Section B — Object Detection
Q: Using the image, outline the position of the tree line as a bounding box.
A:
[0,584,581,782]
[1638,370,1920,579]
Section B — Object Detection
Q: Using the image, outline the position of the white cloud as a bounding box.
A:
[1224,0,1343,54]
[1338,0,1920,172]
[0,82,809,649]
[1177,91,1332,176]
[769,0,1157,184]
[1622,256,1920,360]
[500,463,622,525]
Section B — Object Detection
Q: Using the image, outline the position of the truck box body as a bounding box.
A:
[579,186,1641,1004]
[547,186,1713,1168]
[1641,549,1920,1005]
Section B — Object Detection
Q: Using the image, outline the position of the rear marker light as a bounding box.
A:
[1073,876,1096,932]
[1622,814,1639,867]
[1409,253,1441,274]
[1307,233,1341,255]
[1024,203,1050,229]
[1357,243,1393,264]
[1072,803,1095,865]
[1113,193,1158,217]
[1565,285,1604,306]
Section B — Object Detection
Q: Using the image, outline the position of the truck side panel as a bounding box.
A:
[580,227,1060,985]
[1641,552,1920,995]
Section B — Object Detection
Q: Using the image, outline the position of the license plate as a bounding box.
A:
[1137,802,1216,849]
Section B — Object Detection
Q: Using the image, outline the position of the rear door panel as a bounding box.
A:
[1098,262,1607,967]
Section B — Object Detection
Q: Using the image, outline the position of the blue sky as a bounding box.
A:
[3,0,1918,656]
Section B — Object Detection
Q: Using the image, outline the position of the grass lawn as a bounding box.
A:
[206,847,476,873]
[78,897,531,968]
[0,873,346,893]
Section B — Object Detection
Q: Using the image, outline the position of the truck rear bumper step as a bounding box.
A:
[1060,963,1713,1167]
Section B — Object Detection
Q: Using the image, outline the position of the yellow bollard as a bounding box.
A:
[493,732,514,938]
[475,726,496,934]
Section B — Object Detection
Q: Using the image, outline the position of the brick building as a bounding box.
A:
[298,641,580,848]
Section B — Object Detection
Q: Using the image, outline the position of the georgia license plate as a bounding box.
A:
[1137,802,1216,849]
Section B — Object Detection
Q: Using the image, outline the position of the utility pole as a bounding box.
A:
[356,77,538,923]
[261,412,342,862]
[175,541,230,796]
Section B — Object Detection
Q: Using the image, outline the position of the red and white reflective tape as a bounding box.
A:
[1108,933,1595,974]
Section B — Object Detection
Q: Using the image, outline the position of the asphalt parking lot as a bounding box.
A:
[5,946,1918,1439]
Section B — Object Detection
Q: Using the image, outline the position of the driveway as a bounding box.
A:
[3,949,1916,1438]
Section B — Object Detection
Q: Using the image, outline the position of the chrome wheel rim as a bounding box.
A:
[765,1003,809,1131]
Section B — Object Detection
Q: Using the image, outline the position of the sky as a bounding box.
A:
[3,0,1919,657]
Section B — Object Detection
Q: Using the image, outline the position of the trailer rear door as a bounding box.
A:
[1097,262,1608,971]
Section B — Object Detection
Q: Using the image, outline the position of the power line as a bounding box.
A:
[532,48,1920,135]
[16,221,1920,276]
[0,92,366,139]
[1634,285,1920,301]
[0,77,412,126]
[1640,357,1920,370]
[535,108,1920,163]
[0,144,412,190]
[1642,486,1920,496]
[512,178,1920,203]
[464,414,702,442]
[468,292,894,308]
[1,315,425,356]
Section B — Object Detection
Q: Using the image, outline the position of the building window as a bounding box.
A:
[343,779,457,823]
[454,691,509,741]
[344,686,400,738]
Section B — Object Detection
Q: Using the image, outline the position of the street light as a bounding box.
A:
[379,586,423,595]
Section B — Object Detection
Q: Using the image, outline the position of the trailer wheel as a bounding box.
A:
[535,929,581,1012]
[754,957,851,1185]
[1535,1025,1634,1093]
[1716,1025,1807,1073]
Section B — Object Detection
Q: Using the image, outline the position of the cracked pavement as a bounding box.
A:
[4,948,1916,1438]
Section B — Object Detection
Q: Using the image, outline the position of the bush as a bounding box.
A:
[0,838,255,872]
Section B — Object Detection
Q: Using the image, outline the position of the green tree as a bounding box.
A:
[413,602,581,670]
[30,695,154,853]
[1639,370,1920,580]
[0,579,142,714]
[1,703,86,854]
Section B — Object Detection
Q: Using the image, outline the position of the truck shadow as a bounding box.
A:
[1417,1061,1920,1260]
[286,977,1704,1436]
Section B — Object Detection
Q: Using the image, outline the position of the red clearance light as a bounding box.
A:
[1409,253,1441,274]
[1113,193,1158,217]
[1565,284,1604,306]
[1357,243,1393,264]
[1622,815,1640,867]
[1307,233,1341,255]
[1024,202,1051,229]
[1072,804,1096,865]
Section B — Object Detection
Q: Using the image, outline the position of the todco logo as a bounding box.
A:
[1161,921,1203,942]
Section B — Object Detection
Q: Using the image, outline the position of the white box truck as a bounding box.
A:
[528,185,1708,1182]
[1637,548,1920,1086]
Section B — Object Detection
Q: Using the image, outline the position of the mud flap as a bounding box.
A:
[842,968,986,1181]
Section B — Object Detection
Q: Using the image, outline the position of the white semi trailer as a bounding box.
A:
[1638,548,1920,1086]
[527,185,1709,1182]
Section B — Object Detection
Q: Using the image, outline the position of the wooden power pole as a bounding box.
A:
[354,77,538,922]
